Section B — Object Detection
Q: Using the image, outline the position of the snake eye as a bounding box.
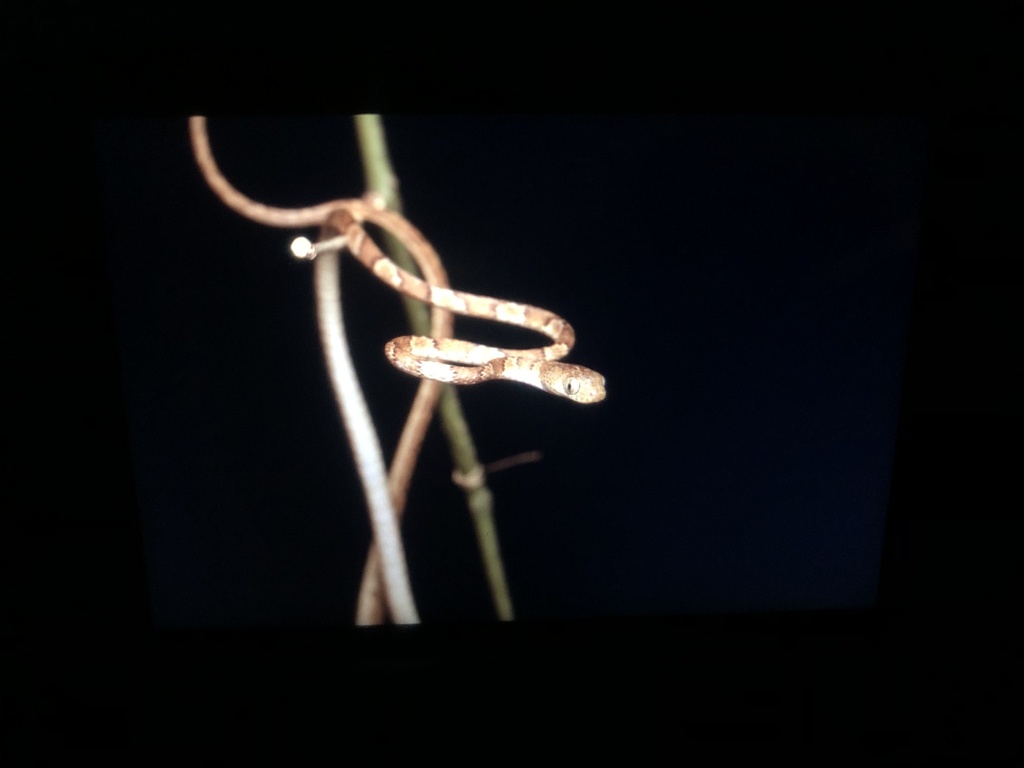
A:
[564,377,580,397]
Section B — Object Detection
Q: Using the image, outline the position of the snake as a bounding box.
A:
[316,207,607,404]
[188,116,605,623]
[188,118,604,404]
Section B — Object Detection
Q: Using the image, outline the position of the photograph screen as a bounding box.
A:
[93,115,928,627]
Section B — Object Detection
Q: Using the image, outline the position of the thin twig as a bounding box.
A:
[312,245,420,624]
[484,450,543,475]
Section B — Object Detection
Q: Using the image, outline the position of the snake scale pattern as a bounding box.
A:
[320,207,606,404]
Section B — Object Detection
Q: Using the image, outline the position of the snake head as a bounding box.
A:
[541,363,606,404]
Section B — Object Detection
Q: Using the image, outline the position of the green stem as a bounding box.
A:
[352,114,514,621]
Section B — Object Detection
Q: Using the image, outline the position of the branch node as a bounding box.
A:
[451,464,486,491]
[290,234,347,261]
[364,191,387,211]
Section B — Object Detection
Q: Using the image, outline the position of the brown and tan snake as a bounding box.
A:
[319,207,607,404]
[188,118,605,404]
[188,117,604,622]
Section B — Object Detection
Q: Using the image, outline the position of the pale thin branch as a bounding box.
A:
[312,246,419,624]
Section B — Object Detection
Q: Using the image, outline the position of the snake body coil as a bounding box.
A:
[323,207,606,404]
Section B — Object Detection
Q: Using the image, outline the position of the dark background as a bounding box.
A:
[93,115,923,628]
[2,7,1020,762]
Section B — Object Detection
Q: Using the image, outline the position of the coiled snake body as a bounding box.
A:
[189,118,604,403]
[322,207,606,404]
